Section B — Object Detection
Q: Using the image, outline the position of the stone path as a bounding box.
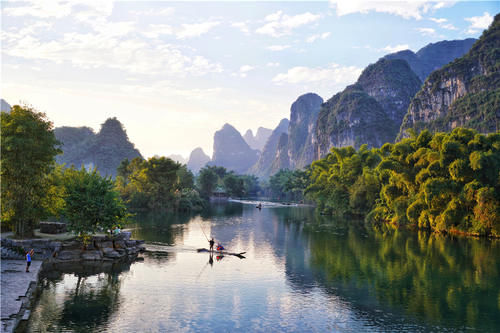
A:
[1,260,42,333]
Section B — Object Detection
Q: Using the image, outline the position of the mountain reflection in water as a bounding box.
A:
[27,203,500,332]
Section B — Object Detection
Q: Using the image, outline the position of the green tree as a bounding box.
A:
[63,167,128,238]
[197,166,219,198]
[241,175,260,197]
[1,105,61,237]
[223,172,245,197]
[307,128,500,236]
[176,165,194,190]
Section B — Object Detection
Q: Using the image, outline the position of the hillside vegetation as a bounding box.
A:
[307,128,500,237]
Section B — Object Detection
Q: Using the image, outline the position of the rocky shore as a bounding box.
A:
[1,232,145,262]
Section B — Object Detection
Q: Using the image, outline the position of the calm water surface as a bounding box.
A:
[28,203,500,332]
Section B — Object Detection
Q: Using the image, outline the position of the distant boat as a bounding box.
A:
[197,248,246,259]
[256,203,262,209]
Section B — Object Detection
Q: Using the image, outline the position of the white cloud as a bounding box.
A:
[306,32,331,43]
[416,27,437,36]
[429,17,457,30]
[266,62,280,67]
[143,24,174,39]
[236,65,255,78]
[272,63,361,84]
[129,8,175,16]
[267,44,291,51]
[3,32,222,76]
[143,21,220,40]
[256,11,321,37]
[329,0,456,20]
[3,0,74,18]
[176,21,220,39]
[240,65,255,73]
[231,22,250,35]
[465,12,493,34]
[272,63,362,98]
[430,17,446,24]
[230,65,255,78]
[382,44,409,53]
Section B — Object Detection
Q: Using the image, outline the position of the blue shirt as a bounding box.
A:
[26,253,31,262]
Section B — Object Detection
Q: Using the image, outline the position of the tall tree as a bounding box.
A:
[63,167,128,239]
[197,166,218,198]
[1,105,61,237]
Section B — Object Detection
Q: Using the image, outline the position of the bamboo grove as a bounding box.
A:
[306,128,500,237]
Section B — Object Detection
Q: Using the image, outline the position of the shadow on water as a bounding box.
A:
[129,211,193,245]
[26,203,500,332]
[28,260,136,332]
[199,202,243,219]
[283,213,500,331]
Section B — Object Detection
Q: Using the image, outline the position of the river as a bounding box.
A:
[27,202,500,332]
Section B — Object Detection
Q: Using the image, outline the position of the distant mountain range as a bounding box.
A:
[167,154,188,164]
[1,99,11,113]
[54,117,142,177]
[5,18,498,180]
[204,30,498,177]
[207,123,260,174]
[243,127,273,151]
[399,14,500,137]
[187,148,211,174]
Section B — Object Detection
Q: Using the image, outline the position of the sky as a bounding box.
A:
[1,1,498,158]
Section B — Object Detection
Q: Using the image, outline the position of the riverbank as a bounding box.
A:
[1,260,43,333]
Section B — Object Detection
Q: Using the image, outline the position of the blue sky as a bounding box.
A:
[1,1,498,158]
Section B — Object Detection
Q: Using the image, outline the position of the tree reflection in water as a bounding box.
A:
[28,260,135,332]
[305,218,500,330]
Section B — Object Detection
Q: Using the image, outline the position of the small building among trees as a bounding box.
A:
[210,185,228,202]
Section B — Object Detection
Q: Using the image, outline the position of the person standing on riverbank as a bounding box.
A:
[25,249,34,272]
[209,238,215,251]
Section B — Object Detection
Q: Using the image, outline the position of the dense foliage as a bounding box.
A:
[116,157,204,211]
[264,169,310,201]
[307,128,500,236]
[1,106,61,237]
[197,165,260,199]
[58,167,129,238]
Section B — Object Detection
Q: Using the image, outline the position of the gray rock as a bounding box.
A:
[114,240,126,249]
[81,250,102,261]
[98,241,113,249]
[39,221,67,234]
[125,240,138,247]
[56,250,82,261]
[121,231,131,240]
[102,248,121,258]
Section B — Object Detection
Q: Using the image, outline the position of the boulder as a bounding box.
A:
[102,248,121,259]
[81,250,102,261]
[114,240,126,249]
[120,231,132,241]
[57,250,82,261]
[125,240,138,247]
[126,247,139,255]
[98,241,113,249]
[39,222,67,234]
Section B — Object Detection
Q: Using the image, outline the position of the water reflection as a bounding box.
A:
[305,225,500,331]
[27,204,500,332]
[130,211,192,245]
[28,260,135,332]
